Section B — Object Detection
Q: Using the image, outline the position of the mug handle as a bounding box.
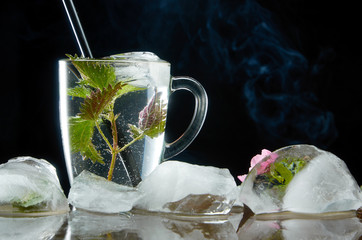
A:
[163,76,208,159]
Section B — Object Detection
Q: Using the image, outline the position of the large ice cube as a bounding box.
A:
[0,156,69,215]
[134,161,238,215]
[239,145,362,214]
[68,170,141,213]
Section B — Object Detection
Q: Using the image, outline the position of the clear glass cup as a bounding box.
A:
[59,52,208,187]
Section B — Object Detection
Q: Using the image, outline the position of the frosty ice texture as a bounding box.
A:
[238,145,362,214]
[134,161,238,215]
[68,170,141,213]
[283,150,362,213]
[0,156,69,214]
[68,161,238,215]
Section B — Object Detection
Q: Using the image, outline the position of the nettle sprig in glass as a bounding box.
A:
[66,54,166,184]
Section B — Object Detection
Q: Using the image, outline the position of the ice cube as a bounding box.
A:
[110,52,162,62]
[238,145,362,214]
[134,160,238,215]
[283,149,362,213]
[110,51,170,87]
[0,156,69,215]
[68,170,141,213]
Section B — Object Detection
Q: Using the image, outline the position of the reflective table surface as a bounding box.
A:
[1,207,361,239]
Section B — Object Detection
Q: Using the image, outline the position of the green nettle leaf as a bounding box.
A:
[67,54,116,89]
[271,162,293,185]
[69,116,104,164]
[268,158,306,186]
[290,160,306,175]
[144,120,166,139]
[128,124,144,139]
[116,84,146,98]
[67,86,92,98]
[79,82,125,121]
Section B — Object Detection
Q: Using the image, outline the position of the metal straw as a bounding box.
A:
[62,0,93,58]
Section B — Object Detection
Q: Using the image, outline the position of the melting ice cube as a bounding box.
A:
[134,160,238,215]
[68,161,238,215]
[0,156,69,215]
[238,145,362,214]
[68,170,141,213]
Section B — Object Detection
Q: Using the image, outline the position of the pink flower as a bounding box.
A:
[237,149,278,182]
[238,174,247,182]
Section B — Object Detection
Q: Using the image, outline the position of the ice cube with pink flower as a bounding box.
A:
[238,145,362,214]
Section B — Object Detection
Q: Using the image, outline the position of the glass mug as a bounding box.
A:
[59,52,208,187]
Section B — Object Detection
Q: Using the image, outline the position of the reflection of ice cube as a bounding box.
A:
[237,218,281,239]
[0,156,69,215]
[282,218,362,240]
[0,214,66,240]
[239,145,362,214]
[237,217,362,240]
[68,170,141,213]
[135,161,238,215]
[69,209,239,240]
[68,210,136,238]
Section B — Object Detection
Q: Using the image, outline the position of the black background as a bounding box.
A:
[1,0,361,193]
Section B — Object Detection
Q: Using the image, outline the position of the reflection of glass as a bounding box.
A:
[59,52,208,187]
[0,214,66,240]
